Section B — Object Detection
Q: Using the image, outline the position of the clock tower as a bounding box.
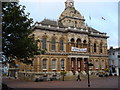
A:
[65,0,74,8]
[59,0,85,28]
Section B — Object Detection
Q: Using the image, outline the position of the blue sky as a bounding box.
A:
[20,0,118,49]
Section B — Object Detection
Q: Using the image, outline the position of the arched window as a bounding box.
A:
[52,59,56,70]
[42,59,47,70]
[75,21,77,27]
[61,59,64,70]
[100,43,102,53]
[83,40,87,48]
[71,38,75,47]
[95,60,98,69]
[101,60,105,69]
[76,39,81,47]
[94,43,97,53]
[60,39,64,51]
[83,40,87,44]
[42,37,47,49]
[51,38,56,51]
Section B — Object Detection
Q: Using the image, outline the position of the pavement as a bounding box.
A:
[2,76,119,88]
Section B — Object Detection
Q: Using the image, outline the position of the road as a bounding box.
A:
[2,76,119,88]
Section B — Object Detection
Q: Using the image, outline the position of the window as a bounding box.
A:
[88,42,90,52]
[51,38,56,51]
[71,38,75,47]
[100,43,102,53]
[112,60,114,65]
[60,39,64,51]
[43,59,47,69]
[42,37,47,49]
[101,60,105,69]
[83,40,87,48]
[83,40,87,44]
[113,53,115,55]
[75,21,77,27]
[94,43,97,53]
[76,39,81,47]
[95,60,98,69]
[61,59,64,70]
[52,59,56,70]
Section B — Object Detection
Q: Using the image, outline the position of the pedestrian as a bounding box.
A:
[76,74,81,81]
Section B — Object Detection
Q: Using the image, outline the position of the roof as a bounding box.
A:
[39,19,64,28]
[37,19,101,33]
[88,27,101,33]
[108,47,120,52]
[35,20,107,33]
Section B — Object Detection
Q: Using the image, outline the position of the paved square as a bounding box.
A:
[2,76,118,88]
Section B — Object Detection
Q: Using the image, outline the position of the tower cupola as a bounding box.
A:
[65,0,74,8]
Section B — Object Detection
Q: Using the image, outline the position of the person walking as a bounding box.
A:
[76,74,81,81]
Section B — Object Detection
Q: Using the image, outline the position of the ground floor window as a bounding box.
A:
[42,59,47,70]
[101,60,105,69]
[52,59,56,70]
[61,59,64,70]
[95,60,99,69]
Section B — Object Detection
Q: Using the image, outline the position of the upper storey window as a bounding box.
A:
[51,38,56,51]
[75,21,77,27]
[42,37,47,49]
[60,39,64,51]
[100,43,102,53]
[94,43,97,53]
[76,39,81,48]
[71,38,75,47]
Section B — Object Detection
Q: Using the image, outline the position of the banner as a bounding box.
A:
[71,47,87,52]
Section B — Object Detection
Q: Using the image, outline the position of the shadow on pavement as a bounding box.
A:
[2,83,13,90]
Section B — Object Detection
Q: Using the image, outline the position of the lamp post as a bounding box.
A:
[84,61,93,87]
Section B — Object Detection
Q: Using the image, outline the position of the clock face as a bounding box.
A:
[70,2,73,6]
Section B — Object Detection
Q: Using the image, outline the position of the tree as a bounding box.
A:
[2,2,39,64]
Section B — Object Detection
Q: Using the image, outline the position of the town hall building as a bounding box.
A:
[17,0,109,80]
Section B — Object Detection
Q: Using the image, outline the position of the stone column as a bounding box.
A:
[66,58,70,71]
[39,56,42,72]
[66,42,70,52]
[75,58,77,71]
[48,57,52,72]
[37,57,40,72]
[81,58,84,71]
[57,58,60,71]
[48,41,51,52]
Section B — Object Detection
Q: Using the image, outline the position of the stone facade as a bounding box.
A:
[18,0,109,78]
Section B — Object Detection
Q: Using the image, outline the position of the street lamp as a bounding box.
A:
[84,61,93,87]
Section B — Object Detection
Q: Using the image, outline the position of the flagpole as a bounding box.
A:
[89,15,92,32]
[100,17,106,32]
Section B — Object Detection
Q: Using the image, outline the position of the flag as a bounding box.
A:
[101,17,105,20]
[89,16,91,20]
